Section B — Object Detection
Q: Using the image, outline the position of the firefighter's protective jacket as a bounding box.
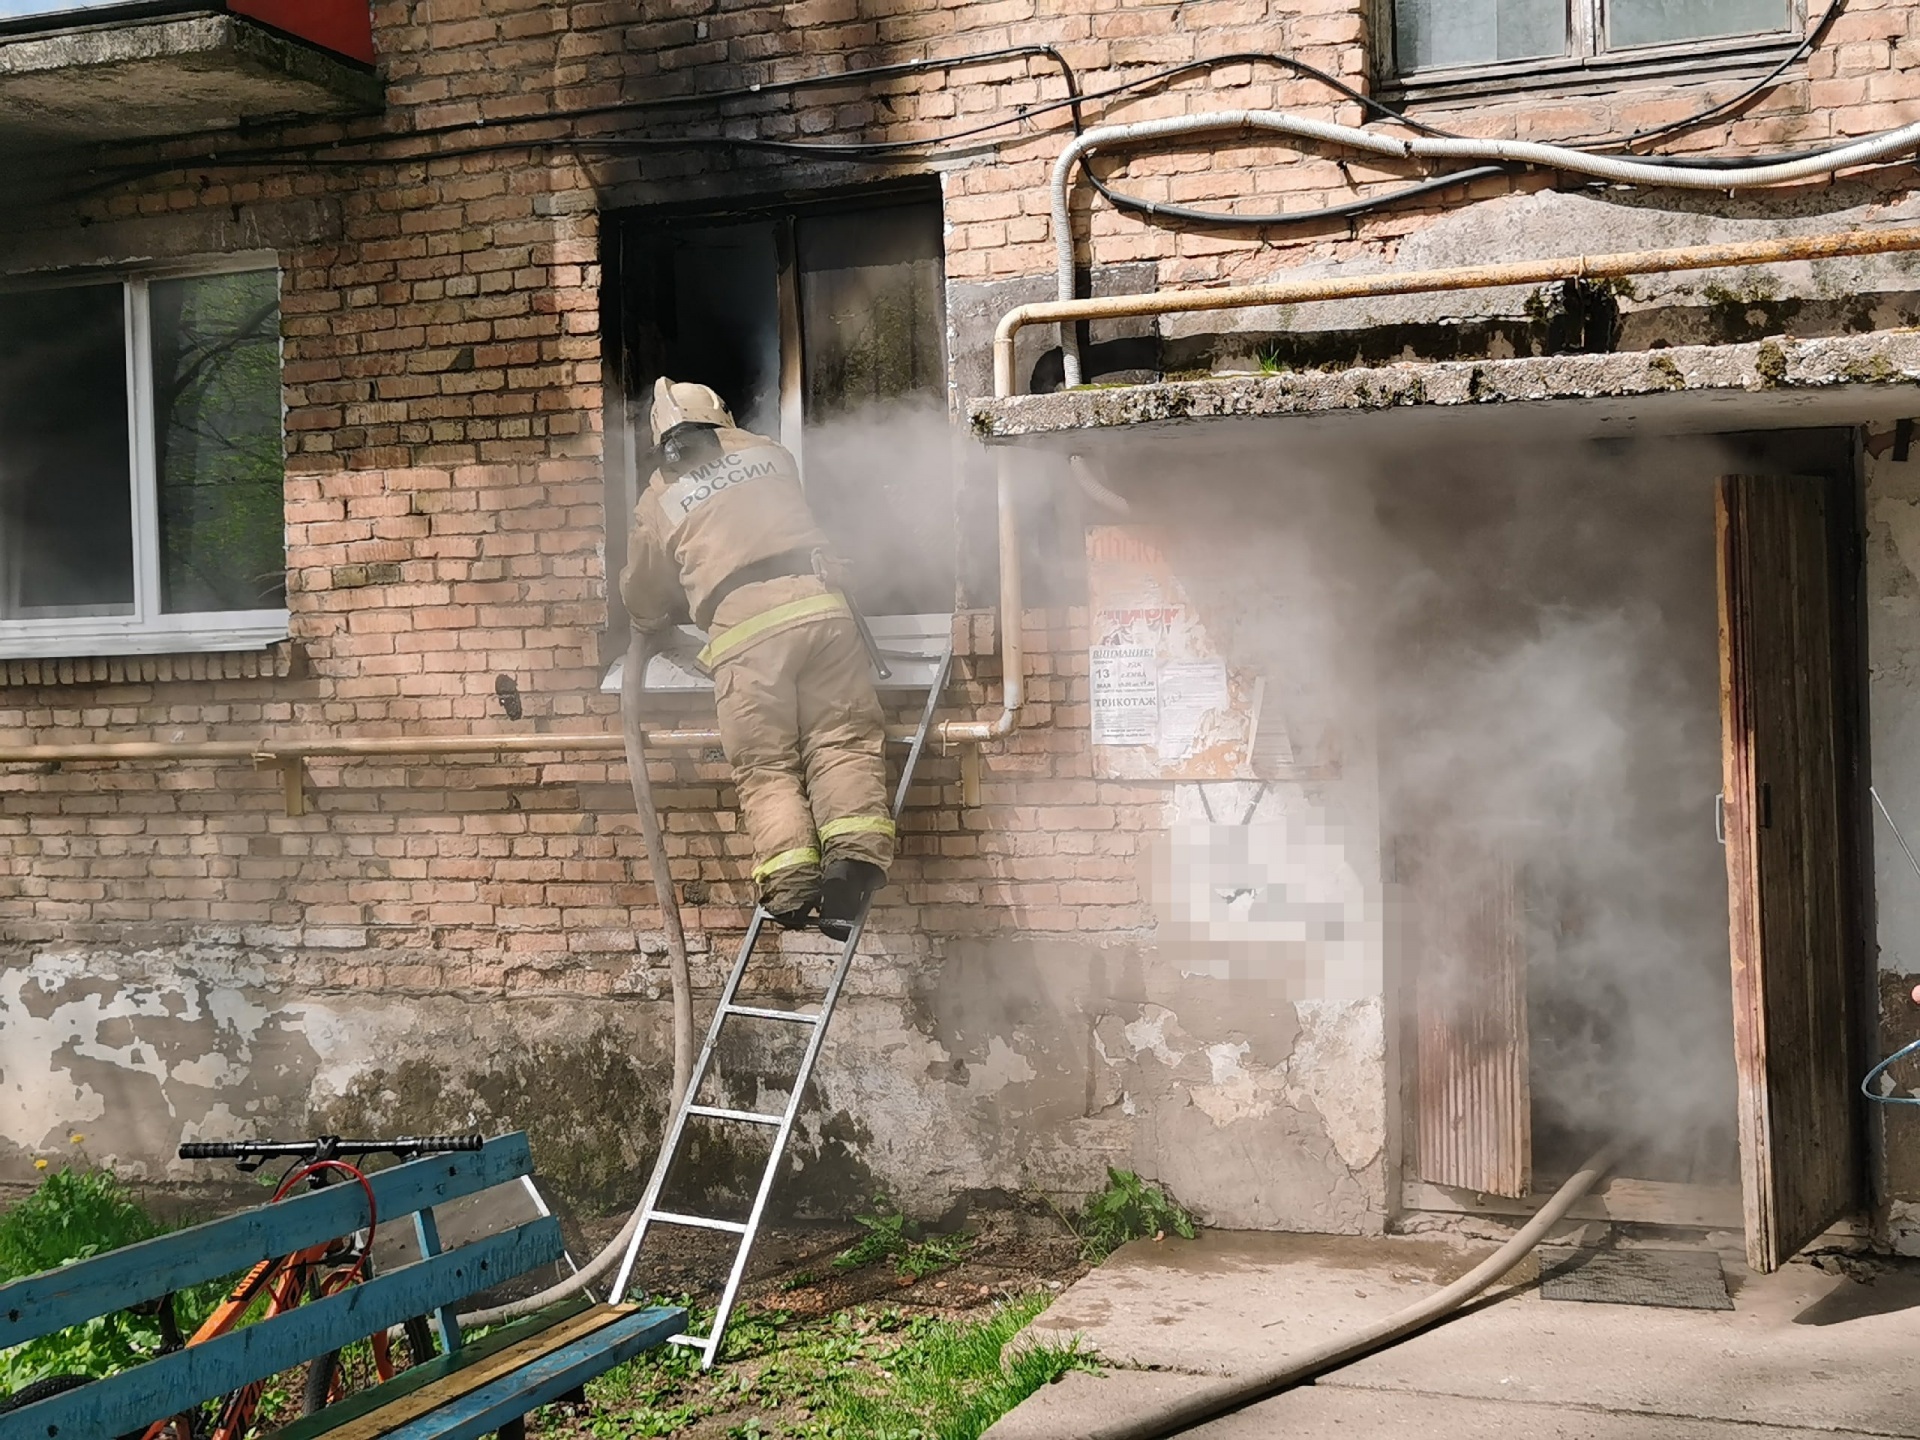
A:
[619,426,893,914]
[620,426,833,650]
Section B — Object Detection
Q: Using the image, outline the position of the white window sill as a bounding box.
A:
[601,612,956,694]
[0,611,291,661]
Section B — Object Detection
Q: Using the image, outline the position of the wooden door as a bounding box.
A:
[1717,472,1864,1272]
[1410,842,1532,1198]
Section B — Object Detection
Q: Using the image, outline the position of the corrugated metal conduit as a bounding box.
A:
[1046,111,1920,386]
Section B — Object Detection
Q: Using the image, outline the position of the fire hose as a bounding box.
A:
[1110,785,1914,1434]
[1088,1145,1620,1440]
[458,631,697,1327]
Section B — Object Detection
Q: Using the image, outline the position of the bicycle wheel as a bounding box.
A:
[301,1313,435,1415]
[0,1374,93,1413]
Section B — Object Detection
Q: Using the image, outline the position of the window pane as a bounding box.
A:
[652,222,783,440]
[150,270,285,614]
[0,285,133,620]
[1608,0,1790,47]
[796,201,954,615]
[1395,0,1568,69]
[797,204,946,420]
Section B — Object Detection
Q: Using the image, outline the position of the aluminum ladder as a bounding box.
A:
[608,639,955,1367]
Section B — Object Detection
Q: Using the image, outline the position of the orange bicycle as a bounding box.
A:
[142,1134,479,1439]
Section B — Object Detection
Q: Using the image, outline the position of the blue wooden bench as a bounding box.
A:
[0,1133,682,1440]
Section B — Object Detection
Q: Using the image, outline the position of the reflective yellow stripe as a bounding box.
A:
[819,815,896,843]
[699,593,848,668]
[752,845,819,882]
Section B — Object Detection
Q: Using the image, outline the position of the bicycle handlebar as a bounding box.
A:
[179,1135,484,1161]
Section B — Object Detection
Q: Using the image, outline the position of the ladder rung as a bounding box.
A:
[724,1004,822,1024]
[686,1103,785,1127]
[649,1211,750,1235]
[667,1332,715,1352]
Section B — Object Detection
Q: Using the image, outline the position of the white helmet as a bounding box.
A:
[651,377,732,444]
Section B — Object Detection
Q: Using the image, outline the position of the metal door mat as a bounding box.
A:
[1538,1246,1733,1310]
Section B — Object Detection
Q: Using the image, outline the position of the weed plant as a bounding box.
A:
[1065,1169,1197,1263]
[830,1202,973,1282]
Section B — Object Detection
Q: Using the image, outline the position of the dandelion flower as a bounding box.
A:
[70,1133,84,1144]
[33,1158,47,1170]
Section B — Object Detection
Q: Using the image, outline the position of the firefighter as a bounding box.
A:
[620,378,893,938]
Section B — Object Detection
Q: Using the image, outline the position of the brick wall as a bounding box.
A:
[2,0,1917,1228]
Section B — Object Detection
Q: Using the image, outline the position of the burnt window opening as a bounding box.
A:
[603,186,954,642]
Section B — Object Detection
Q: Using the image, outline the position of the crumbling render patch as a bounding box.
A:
[0,947,319,1179]
[1095,993,1386,1231]
[1889,1200,1920,1258]
[1281,998,1386,1172]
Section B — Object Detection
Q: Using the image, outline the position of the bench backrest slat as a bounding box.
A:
[0,1133,534,1351]
[0,1216,563,1440]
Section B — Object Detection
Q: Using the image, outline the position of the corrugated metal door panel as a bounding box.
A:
[1717,472,1862,1272]
[1412,844,1532,1199]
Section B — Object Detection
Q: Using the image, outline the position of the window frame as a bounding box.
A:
[0,251,290,661]
[600,181,952,653]
[1376,0,1808,101]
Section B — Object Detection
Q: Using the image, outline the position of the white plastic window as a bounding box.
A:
[0,259,288,659]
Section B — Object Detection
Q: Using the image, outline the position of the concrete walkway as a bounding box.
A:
[984,1231,1920,1438]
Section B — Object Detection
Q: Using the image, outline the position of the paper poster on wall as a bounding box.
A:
[1086,527,1258,780]
[1158,659,1231,761]
[1090,645,1158,745]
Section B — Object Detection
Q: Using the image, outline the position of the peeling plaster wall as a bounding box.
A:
[0,928,1389,1233]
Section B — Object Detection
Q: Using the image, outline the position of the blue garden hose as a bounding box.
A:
[1863,1037,1920,1107]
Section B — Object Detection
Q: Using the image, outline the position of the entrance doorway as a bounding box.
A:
[1396,429,1868,1271]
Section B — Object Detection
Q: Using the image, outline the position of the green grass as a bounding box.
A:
[551,1294,1093,1440]
[0,1165,169,1279]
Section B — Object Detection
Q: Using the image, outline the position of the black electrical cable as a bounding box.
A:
[48,44,1087,202]
[50,4,1857,229]
[1078,0,1857,231]
[1616,0,1848,148]
[120,44,1086,165]
[1088,163,1512,230]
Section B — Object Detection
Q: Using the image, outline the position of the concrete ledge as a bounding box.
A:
[969,330,1920,444]
[0,13,380,142]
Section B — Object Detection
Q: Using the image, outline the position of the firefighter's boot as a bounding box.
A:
[817,858,884,941]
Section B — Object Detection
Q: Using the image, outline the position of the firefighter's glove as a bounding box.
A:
[809,548,856,595]
[643,624,708,675]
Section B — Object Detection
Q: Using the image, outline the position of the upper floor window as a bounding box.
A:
[1391,0,1797,78]
[0,261,286,660]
